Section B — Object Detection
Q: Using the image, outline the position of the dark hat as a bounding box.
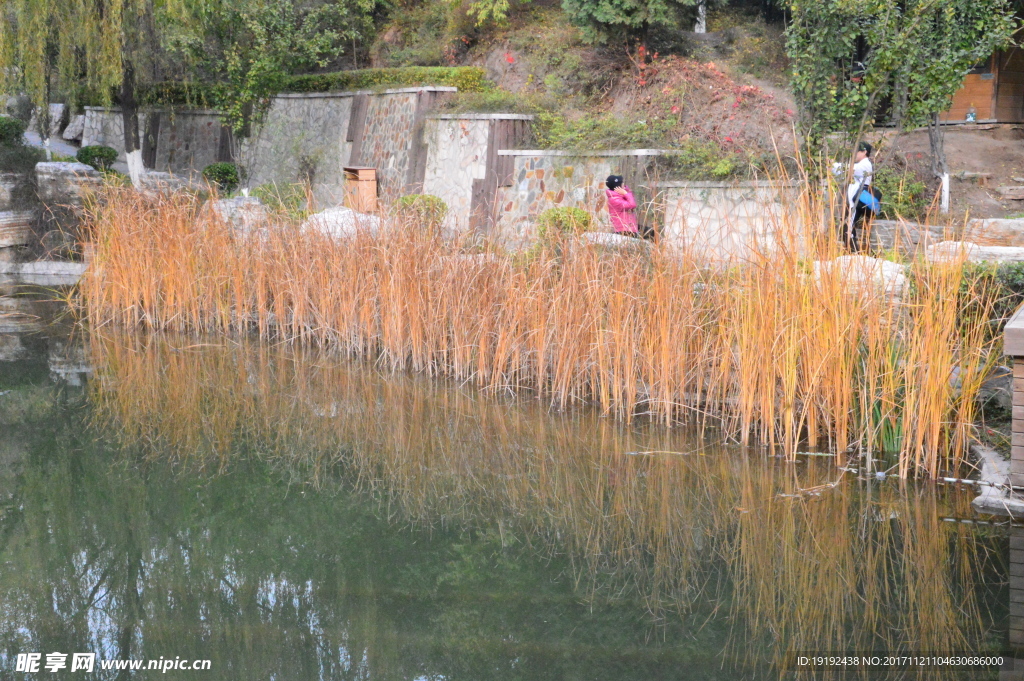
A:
[857,141,873,156]
[606,175,624,190]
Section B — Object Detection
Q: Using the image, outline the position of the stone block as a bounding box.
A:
[35,162,101,205]
[28,103,66,138]
[1013,432,1024,448]
[966,218,1024,247]
[205,197,269,233]
[138,172,192,196]
[0,172,34,211]
[62,115,85,142]
[1012,458,1024,475]
[928,240,1024,263]
[1015,362,1024,378]
[999,186,1024,201]
[0,211,36,247]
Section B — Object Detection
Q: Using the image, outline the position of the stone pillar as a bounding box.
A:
[1005,306,1024,488]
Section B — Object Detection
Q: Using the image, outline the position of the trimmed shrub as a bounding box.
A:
[0,116,27,146]
[394,194,448,226]
[282,67,489,94]
[136,67,491,108]
[77,145,118,171]
[203,162,241,193]
[536,206,592,240]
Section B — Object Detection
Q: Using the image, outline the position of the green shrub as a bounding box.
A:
[394,194,448,226]
[136,67,491,108]
[283,67,490,94]
[0,116,27,146]
[0,145,44,177]
[870,165,929,221]
[536,207,592,240]
[962,262,1024,333]
[76,145,118,171]
[203,162,241,193]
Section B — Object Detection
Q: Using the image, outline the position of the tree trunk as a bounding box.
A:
[120,61,145,188]
[928,112,950,213]
[695,0,707,33]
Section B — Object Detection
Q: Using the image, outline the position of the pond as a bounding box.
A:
[0,305,1015,680]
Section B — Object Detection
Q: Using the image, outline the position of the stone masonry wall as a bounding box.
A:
[660,180,802,260]
[82,107,225,175]
[494,151,663,242]
[152,111,227,175]
[422,117,490,230]
[82,108,149,163]
[357,91,420,199]
[240,87,453,207]
[239,94,354,207]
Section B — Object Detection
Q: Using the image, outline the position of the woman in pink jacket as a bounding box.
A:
[605,175,638,235]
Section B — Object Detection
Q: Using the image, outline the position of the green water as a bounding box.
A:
[0,318,1013,680]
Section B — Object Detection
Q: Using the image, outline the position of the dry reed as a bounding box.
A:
[81,186,999,478]
[85,333,999,677]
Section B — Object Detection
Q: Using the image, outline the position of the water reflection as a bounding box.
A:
[0,329,1011,679]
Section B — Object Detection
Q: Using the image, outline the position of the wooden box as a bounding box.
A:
[343,167,377,213]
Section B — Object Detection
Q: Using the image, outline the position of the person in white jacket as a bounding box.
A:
[833,141,880,251]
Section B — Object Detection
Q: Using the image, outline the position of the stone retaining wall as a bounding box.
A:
[659,180,803,260]
[81,108,149,163]
[239,87,455,206]
[82,108,229,175]
[422,114,533,230]
[493,150,664,241]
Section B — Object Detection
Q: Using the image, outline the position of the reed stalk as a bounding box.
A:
[85,333,998,678]
[81,186,1000,478]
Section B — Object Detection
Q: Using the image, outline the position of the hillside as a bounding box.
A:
[374,2,797,178]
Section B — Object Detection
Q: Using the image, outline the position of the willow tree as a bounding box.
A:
[0,0,175,184]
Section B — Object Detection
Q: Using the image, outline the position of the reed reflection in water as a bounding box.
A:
[86,331,1004,678]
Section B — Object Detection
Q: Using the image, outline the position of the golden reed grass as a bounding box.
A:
[86,333,997,676]
[81,186,999,478]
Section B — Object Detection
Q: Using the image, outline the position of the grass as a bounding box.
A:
[80,184,1000,479]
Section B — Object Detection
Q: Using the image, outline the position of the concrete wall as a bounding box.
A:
[660,180,802,260]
